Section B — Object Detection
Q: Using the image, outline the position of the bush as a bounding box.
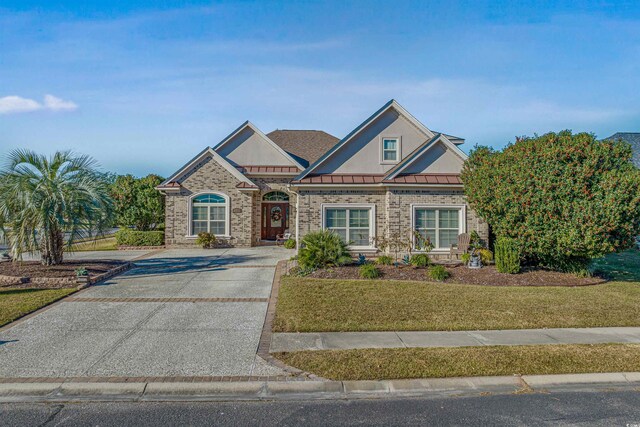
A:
[494,238,521,274]
[477,248,494,265]
[375,255,393,265]
[283,238,296,249]
[359,264,381,279]
[461,253,471,264]
[298,230,351,269]
[115,229,164,246]
[409,253,430,267]
[195,232,217,248]
[427,265,450,281]
[461,131,640,271]
[288,266,315,277]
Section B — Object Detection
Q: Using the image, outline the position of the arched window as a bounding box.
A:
[262,191,289,202]
[191,193,229,236]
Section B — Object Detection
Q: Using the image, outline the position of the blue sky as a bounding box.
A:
[1,1,639,176]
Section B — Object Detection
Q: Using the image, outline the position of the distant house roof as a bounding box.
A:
[604,133,640,167]
[267,130,340,167]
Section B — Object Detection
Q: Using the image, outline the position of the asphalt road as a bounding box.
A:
[2,390,640,426]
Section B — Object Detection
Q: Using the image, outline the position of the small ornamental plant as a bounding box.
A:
[427,265,450,282]
[75,267,88,277]
[375,255,393,265]
[359,263,381,279]
[283,238,296,249]
[195,232,217,249]
[409,253,430,268]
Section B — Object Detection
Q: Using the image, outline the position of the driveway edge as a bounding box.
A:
[0,372,638,402]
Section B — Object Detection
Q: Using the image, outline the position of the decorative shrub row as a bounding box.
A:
[115,229,164,247]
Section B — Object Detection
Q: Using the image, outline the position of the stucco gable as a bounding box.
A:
[214,121,304,169]
[296,99,456,179]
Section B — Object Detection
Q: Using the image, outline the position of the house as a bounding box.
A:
[157,100,489,258]
[604,133,640,168]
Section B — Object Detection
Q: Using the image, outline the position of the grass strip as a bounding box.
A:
[0,288,76,327]
[276,344,640,380]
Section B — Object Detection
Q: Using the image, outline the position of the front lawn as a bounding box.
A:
[0,287,76,327]
[274,277,640,332]
[275,344,640,380]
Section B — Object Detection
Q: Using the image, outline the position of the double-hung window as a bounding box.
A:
[414,207,464,250]
[324,206,374,248]
[191,193,228,236]
[381,137,399,163]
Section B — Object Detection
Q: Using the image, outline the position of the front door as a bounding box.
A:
[261,203,288,240]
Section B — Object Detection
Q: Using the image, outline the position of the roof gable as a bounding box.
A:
[214,121,304,169]
[296,99,447,180]
[157,147,257,190]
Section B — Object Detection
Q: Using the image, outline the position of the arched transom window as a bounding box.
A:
[262,191,289,202]
[191,193,228,236]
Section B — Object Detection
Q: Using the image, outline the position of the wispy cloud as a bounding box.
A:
[0,94,78,115]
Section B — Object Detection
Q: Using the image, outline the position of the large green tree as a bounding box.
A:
[461,131,640,272]
[111,174,164,231]
[0,150,113,265]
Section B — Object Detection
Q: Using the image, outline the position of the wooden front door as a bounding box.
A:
[261,203,288,240]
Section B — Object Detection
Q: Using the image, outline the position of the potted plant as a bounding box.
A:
[75,267,89,284]
[468,231,485,269]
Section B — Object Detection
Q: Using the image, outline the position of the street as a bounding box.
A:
[2,390,640,426]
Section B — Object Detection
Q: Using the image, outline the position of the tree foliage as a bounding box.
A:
[0,150,113,265]
[111,174,164,231]
[461,131,640,271]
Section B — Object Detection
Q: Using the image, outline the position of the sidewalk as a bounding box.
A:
[270,327,640,352]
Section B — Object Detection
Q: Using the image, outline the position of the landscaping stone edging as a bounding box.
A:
[0,372,638,402]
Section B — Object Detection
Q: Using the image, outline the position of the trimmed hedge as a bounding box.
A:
[495,237,521,274]
[115,229,164,247]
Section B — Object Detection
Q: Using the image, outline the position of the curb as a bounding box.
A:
[0,373,638,402]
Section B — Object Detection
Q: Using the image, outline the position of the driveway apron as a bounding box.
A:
[0,247,291,378]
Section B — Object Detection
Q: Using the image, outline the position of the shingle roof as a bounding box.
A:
[266,130,340,167]
[604,133,640,167]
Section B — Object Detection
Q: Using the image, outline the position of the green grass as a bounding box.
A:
[591,248,640,282]
[276,344,640,380]
[0,287,76,327]
[70,236,117,251]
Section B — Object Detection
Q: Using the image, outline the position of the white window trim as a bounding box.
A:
[321,203,376,250]
[410,204,466,252]
[380,136,401,164]
[186,191,231,238]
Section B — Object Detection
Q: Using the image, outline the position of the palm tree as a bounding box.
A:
[0,150,113,265]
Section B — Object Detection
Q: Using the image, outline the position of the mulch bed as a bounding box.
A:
[306,264,606,287]
[0,260,126,289]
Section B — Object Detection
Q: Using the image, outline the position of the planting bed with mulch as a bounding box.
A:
[306,264,605,287]
[0,260,126,288]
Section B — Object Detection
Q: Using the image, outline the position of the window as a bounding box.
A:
[414,207,464,250]
[191,193,228,236]
[324,205,374,247]
[262,191,289,201]
[381,137,399,163]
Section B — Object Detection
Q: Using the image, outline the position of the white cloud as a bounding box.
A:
[0,94,78,115]
[0,96,42,114]
[43,94,78,112]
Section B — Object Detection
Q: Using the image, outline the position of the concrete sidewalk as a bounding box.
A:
[270,327,640,352]
[0,372,639,402]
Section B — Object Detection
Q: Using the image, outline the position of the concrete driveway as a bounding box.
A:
[0,247,291,378]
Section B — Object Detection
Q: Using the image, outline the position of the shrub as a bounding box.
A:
[375,255,393,265]
[494,238,521,274]
[298,230,351,269]
[195,232,217,249]
[461,253,471,264]
[288,266,315,277]
[356,253,367,265]
[427,265,450,281]
[477,248,494,265]
[461,131,640,272]
[115,229,164,246]
[359,263,381,279]
[409,253,430,267]
[283,238,296,249]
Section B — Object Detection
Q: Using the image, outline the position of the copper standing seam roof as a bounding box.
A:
[291,174,462,185]
[157,181,181,189]
[236,165,301,174]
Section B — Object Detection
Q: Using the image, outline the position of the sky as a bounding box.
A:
[1,0,639,177]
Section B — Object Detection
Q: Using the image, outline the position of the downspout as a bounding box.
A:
[287,184,301,253]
